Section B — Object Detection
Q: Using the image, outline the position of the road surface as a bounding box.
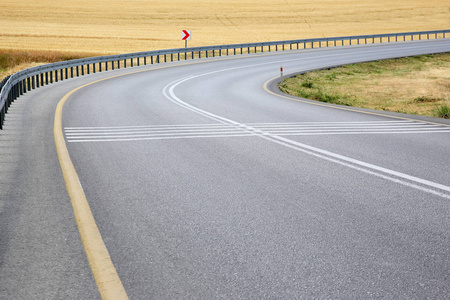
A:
[1,39,450,299]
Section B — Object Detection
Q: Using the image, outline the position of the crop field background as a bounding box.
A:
[1,0,449,55]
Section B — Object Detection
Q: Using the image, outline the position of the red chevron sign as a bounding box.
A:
[182,30,191,40]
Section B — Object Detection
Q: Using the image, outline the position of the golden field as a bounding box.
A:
[0,0,449,55]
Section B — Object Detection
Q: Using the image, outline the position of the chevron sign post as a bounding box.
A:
[182,30,191,48]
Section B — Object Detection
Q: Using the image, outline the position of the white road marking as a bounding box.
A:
[161,75,450,200]
[65,121,450,141]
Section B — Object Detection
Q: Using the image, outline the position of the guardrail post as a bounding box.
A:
[31,76,35,89]
[124,59,127,68]
[12,84,16,101]
[65,68,68,78]
[36,75,40,88]
[1,106,5,129]
[144,56,147,65]
[7,89,11,107]
[0,106,4,130]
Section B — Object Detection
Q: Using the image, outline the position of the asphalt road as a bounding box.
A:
[1,39,450,299]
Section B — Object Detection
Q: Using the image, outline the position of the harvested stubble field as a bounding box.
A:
[0,0,449,116]
[1,0,448,55]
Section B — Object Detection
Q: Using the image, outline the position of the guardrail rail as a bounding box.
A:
[1,29,449,130]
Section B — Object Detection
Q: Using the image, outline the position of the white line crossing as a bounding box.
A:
[65,120,450,142]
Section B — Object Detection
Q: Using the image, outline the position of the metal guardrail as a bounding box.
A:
[0,29,449,130]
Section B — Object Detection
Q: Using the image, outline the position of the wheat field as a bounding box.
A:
[1,0,449,55]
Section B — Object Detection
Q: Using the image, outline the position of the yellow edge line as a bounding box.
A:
[263,76,450,127]
[54,79,129,299]
[53,56,242,299]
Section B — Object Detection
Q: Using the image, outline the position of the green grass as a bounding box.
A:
[433,105,450,119]
[279,53,450,118]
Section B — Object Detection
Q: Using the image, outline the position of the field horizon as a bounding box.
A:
[1,0,449,55]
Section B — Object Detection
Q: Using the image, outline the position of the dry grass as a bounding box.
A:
[0,0,448,55]
[0,49,96,79]
[279,53,450,118]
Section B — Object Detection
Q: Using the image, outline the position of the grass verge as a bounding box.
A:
[0,49,96,81]
[279,53,450,119]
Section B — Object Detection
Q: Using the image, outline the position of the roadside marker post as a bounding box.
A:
[280,66,284,83]
[182,30,191,48]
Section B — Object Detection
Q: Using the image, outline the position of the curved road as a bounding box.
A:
[1,40,450,299]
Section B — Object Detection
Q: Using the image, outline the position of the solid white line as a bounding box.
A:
[67,133,255,143]
[268,125,445,131]
[65,128,240,136]
[66,130,250,139]
[162,72,450,199]
[275,130,450,136]
[248,121,414,126]
[269,128,450,134]
[65,123,231,131]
